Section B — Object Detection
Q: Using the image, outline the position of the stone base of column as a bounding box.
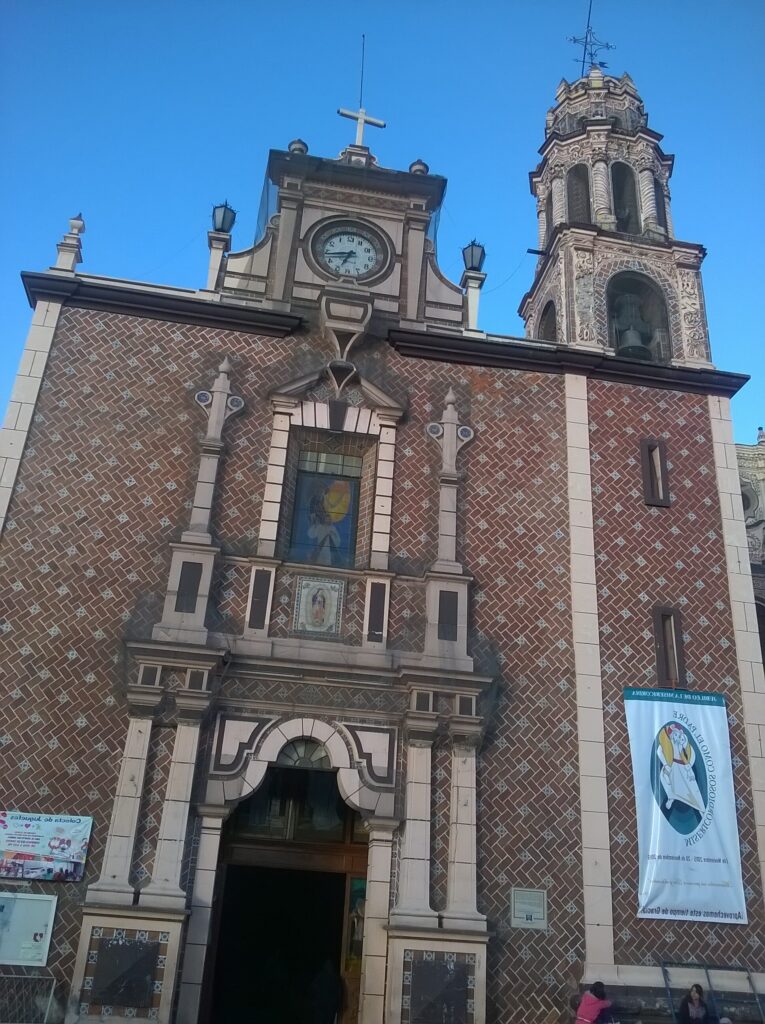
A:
[441,908,487,932]
[66,903,187,1024]
[642,224,666,242]
[84,881,135,907]
[388,907,439,929]
[595,212,617,231]
[139,883,188,911]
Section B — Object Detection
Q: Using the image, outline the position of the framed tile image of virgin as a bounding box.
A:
[293,577,345,637]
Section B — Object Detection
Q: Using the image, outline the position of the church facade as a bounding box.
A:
[1,68,764,1024]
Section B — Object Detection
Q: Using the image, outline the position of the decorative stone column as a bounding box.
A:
[175,806,229,1024]
[86,686,162,905]
[551,169,566,227]
[638,164,663,238]
[423,390,475,671]
[536,193,548,250]
[390,712,439,929]
[141,689,212,909]
[592,159,616,231]
[442,718,486,932]
[663,183,675,238]
[153,358,243,645]
[358,817,397,1024]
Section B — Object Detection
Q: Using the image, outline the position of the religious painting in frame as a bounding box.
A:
[293,576,345,637]
[288,469,360,569]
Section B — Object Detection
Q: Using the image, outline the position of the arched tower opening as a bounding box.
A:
[607,272,671,363]
[539,300,558,342]
[611,162,640,234]
[567,164,592,224]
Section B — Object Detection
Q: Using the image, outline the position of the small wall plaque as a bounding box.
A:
[510,887,547,930]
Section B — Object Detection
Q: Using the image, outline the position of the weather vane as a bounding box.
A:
[568,0,615,78]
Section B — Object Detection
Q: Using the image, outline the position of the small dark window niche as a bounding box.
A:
[640,437,670,507]
[653,605,686,688]
[175,561,203,614]
[437,590,459,642]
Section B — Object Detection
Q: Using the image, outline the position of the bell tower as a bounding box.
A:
[519,65,712,367]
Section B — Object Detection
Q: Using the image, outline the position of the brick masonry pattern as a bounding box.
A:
[1,305,763,1020]
[588,379,765,967]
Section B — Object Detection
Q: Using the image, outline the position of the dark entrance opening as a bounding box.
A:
[202,742,369,1024]
[211,864,345,1024]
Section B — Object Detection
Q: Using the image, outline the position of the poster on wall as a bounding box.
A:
[623,688,747,924]
[0,811,92,882]
[0,892,57,966]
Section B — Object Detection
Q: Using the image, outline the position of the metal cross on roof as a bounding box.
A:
[337,106,386,148]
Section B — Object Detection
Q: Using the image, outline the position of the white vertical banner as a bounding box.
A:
[623,688,747,924]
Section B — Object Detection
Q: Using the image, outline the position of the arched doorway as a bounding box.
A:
[203,739,369,1024]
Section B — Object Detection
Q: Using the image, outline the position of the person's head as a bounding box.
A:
[591,982,607,1000]
[689,985,704,1002]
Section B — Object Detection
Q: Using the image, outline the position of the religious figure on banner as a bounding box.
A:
[654,722,706,831]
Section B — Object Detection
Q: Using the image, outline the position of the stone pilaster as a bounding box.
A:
[390,712,439,929]
[175,806,229,1024]
[565,373,615,971]
[86,686,162,905]
[359,818,397,1024]
[205,229,231,291]
[141,689,212,909]
[153,357,243,645]
[442,717,486,932]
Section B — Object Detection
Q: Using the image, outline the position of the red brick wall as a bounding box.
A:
[3,302,761,1020]
[588,379,765,968]
[376,353,584,1020]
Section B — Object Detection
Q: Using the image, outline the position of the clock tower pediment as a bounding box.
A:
[220,142,466,330]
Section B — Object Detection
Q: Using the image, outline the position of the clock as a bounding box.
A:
[311,221,387,280]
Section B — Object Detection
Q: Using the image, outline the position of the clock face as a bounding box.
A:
[312,222,386,280]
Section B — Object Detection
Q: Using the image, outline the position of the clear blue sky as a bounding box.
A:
[1,1,762,442]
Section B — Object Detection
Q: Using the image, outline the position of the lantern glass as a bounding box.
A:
[462,240,485,271]
[212,202,236,233]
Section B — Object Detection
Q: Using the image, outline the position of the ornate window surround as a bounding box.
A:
[256,381,404,573]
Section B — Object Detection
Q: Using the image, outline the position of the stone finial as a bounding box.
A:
[409,158,429,175]
[288,138,308,154]
[427,387,475,477]
[194,356,244,442]
[757,426,765,446]
[54,214,85,271]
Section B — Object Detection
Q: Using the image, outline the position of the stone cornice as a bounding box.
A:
[388,327,748,399]
[21,270,302,337]
[266,149,447,209]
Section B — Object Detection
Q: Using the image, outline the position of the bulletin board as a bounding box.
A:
[0,892,57,966]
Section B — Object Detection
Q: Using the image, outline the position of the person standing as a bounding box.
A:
[678,984,709,1024]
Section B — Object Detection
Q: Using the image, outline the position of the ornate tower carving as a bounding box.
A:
[519,66,712,368]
